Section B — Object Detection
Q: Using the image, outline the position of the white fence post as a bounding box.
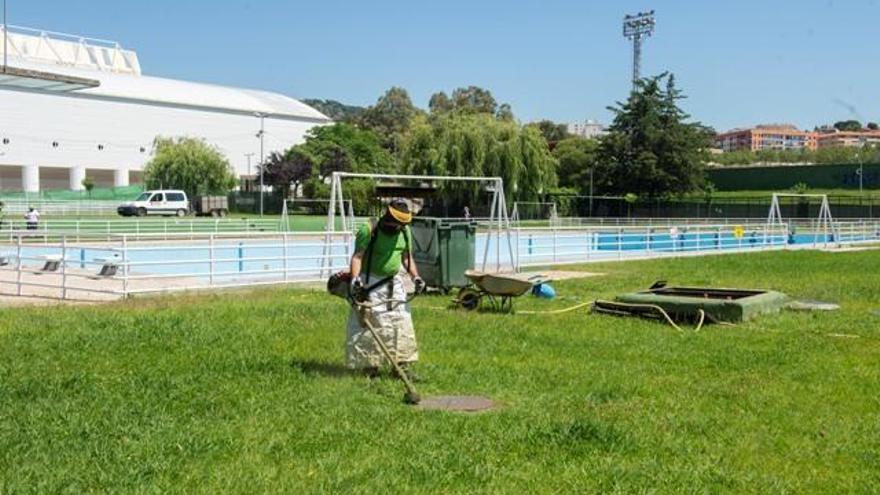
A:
[122,235,129,298]
[15,234,23,296]
[617,227,623,260]
[209,234,215,286]
[61,235,68,300]
[283,232,289,282]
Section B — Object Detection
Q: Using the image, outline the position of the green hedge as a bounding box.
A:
[708,163,880,191]
[0,185,144,201]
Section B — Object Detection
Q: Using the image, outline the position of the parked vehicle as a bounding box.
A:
[117,190,189,217]
[193,196,229,217]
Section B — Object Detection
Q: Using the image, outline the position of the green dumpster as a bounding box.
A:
[410,217,477,291]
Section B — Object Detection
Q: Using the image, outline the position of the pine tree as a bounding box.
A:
[596,73,710,197]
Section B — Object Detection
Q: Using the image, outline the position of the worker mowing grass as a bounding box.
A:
[346,200,425,379]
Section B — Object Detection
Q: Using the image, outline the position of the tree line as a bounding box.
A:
[142,75,715,206]
[256,74,713,210]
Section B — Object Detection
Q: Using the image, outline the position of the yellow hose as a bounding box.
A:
[419,296,708,332]
[516,301,593,315]
[694,309,706,332]
[593,300,707,333]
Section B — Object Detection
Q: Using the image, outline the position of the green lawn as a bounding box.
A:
[1,251,879,493]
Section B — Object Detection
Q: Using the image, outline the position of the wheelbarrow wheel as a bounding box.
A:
[456,287,482,311]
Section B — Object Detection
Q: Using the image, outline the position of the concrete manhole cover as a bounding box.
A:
[417,395,496,412]
[787,300,841,312]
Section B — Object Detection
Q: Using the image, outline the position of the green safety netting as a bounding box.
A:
[0,185,144,201]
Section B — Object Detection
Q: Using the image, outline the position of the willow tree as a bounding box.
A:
[144,137,236,198]
[401,113,557,205]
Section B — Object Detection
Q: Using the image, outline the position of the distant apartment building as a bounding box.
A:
[816,129,880,149]
[567,120,606,139]
[714,124,818,152]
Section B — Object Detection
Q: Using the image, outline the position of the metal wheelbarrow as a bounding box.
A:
[454,270,548,313]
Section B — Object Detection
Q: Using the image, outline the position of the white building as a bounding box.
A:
[567,119,606,139]
[0,26,331,192]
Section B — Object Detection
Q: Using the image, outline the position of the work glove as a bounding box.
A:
[413,276,426,294]
[350,278,365,300]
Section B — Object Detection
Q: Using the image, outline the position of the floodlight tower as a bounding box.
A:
[622,10,656,89]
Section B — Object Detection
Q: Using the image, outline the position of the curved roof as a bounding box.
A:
[9,57,331,122]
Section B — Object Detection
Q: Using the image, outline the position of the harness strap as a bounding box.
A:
[363,217,411,287]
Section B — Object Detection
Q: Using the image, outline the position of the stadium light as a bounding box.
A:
[622,10,656,88]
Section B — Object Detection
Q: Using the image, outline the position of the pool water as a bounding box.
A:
[8,229,878,280]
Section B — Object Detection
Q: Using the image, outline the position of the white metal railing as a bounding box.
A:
[0,231,352,300]
[834,220,880,244]
[512,221,880,268]
[0,218,282,240]
[0,219,878,301]
[553,217,878,228]
[1,24,141,75]
[458,216,877,231]
[1,199,123,215]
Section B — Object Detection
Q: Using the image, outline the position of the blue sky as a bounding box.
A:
[8,0,879,131]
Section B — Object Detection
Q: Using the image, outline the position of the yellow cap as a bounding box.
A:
[388,205,412,224]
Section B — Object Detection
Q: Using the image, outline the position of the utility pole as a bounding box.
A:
[244,152,255,191]
[623,10,656,89]
[254,113,266,216]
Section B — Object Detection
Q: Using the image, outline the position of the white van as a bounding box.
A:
[117,190,190,217]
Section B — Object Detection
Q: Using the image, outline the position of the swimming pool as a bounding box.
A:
[5,225,879,285]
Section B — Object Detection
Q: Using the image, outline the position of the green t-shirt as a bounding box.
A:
[355,222,411,278]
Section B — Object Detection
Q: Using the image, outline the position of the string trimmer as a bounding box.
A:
[351,293,421,405]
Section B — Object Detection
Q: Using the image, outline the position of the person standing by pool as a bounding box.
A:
[24,207,40,230]
[346,200,425,379]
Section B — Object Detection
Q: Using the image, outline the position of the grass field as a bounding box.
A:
[2,250,879,493]
[702,188,880,199]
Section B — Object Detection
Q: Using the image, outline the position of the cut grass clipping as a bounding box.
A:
[1,250,879,493]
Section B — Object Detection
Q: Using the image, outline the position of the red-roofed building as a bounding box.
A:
[715,124,817,152]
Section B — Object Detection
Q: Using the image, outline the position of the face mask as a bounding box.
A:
[379,215,404,234]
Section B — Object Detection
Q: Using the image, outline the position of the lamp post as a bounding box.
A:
[3,0,8,71]
[622,10,656,89]
[254,113,266,216]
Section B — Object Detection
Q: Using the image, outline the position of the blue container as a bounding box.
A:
[532,283,556,299]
